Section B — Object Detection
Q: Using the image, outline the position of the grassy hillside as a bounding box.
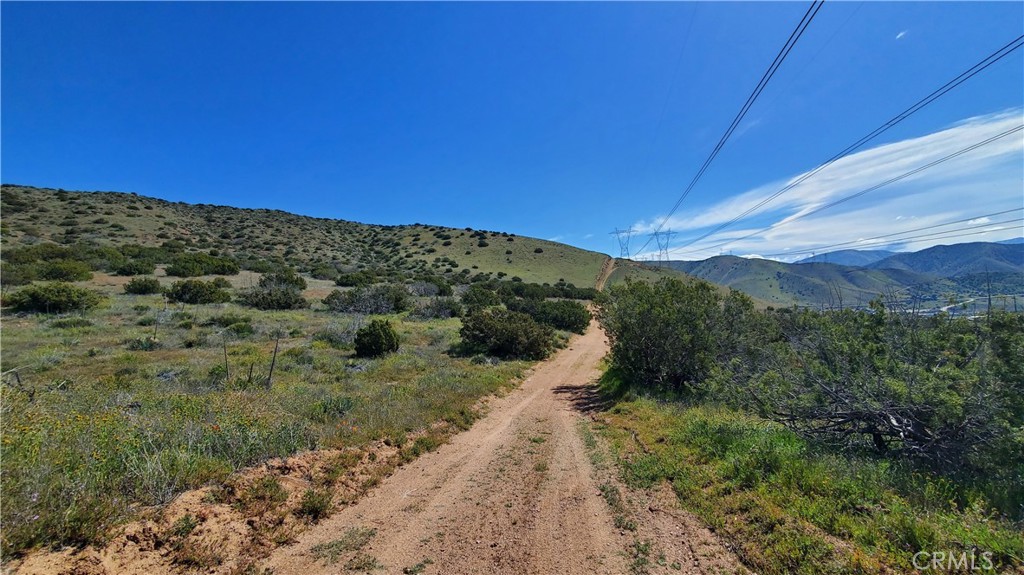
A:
[667,256,932,307]
[0,185,608,289]
[868,241,1024,276]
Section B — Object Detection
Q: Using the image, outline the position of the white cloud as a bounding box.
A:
[896,30,908,40]
[968,217,991,225]
[632,110,1024,261]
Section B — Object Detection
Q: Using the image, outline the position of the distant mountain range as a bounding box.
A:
[668,241,1024,308]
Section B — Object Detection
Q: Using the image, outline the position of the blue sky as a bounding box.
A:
[3,2,1022,261]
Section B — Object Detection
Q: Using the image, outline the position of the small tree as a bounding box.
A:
[354,319,400,358]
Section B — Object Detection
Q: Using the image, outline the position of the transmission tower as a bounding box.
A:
[609,228,636,259]
[650,229,676,266]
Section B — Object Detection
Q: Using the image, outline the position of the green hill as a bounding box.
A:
[0,185,609,289]
[868,242,1024,276]
[667,256,935,308]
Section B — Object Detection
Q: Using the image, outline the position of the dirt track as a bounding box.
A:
[261,320,745,575]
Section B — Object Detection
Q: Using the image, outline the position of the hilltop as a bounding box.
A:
[1,185,612,289]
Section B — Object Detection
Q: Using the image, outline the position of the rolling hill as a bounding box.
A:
[796,249,896,266]
[666,256,932,307]
[867,241,1024,276]
[669,239,1024,308]
[0,185,611,289]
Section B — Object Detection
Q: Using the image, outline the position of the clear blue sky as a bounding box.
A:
[3,2,1022,260]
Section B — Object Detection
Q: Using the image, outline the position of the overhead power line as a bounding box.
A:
[760,214,1024,258]
[633,0,825,258]
[672,33,1024,252]
[670,124,1024,258]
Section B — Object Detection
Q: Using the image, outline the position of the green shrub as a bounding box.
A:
[461,284,501,311]
[165,253,239,277]
[37,260,93,282]
[236,269,308,310]
[1,263,38,286]
[296,488,333,522]
[165,279,231,305]
[506,299,591,334]
[335,271,375,287]
[354,319,400,358]
[123,277,163,295]
[114,260,157,276]
[459,308,553,360]
[126,336,161,351]
[4,282,103,313]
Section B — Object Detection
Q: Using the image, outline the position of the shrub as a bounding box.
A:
[4,282,103,313]
[459,308,553,360]
[409,297,463,320]
[461,284,501,311]
[533,248,544,253]
[124,277,162,295]
[165,279,231,305]
[323,284,411,315]
[296,488,333,522]
[309,264,338,281]
[313,320,363,349]
[114,260,157,276]
[354,319,400,358]
[126,336,161,351]
[335,271,375,287]
[37,260,93,282]
[237,279,309,310]
[165,253,239,277]
[1,263,38,286]
[506,299,591,334]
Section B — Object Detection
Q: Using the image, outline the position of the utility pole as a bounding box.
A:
[609,228,636,259]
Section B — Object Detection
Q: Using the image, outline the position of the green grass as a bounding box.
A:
[598,396,1024,574]
[0,293,528,557]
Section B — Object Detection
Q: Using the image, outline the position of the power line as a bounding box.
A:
[759,208,1024,258]
[672,33,1024,252]
[761,213,1024,255]
[670,123,1024,258]
[633,0,825,258]
[792,219,1024,253]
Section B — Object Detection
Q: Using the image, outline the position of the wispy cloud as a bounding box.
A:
[632,110,1024,261]
[896,30,908,40]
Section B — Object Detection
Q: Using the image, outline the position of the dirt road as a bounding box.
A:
[261,320,745,575]
[262,320,623,574]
